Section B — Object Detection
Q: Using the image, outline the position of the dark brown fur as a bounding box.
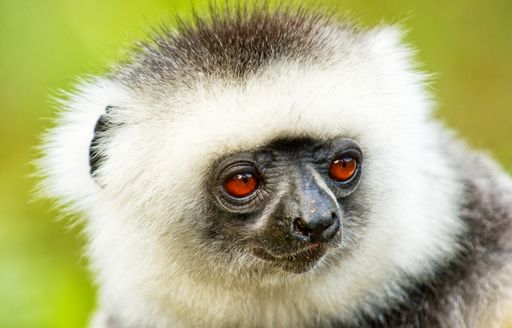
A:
[114,5,355,90]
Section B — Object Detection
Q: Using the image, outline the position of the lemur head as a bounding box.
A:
[41,6,461,304]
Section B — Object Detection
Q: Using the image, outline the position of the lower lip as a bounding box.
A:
[253,244,326,262]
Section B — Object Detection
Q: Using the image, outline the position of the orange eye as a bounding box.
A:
[224,173,258,198]
[330,157,358,182]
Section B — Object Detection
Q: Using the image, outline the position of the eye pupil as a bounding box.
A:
[330,157,357,182]
[224,173,258,198]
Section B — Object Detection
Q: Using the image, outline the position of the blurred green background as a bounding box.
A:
[0,1,511,327]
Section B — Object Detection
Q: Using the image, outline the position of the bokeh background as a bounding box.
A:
[1,0,511,327]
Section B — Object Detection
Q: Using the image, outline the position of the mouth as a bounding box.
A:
[251,243,328,274]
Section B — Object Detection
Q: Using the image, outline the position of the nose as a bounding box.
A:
[292,212,340,243]
[286,167,342,243]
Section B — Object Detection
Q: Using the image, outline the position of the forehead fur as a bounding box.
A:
[115,5,356,90]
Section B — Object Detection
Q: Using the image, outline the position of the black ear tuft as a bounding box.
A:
[89,106,114,177]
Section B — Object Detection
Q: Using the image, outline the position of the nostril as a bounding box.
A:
[329,212,338,229]
[322,212,341,241]
[293,217,313,236]
[292,213,341,242]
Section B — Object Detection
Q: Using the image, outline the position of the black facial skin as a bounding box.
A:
[207,137,363,274]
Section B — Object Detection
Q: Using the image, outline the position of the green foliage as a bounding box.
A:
[0,1,510,326]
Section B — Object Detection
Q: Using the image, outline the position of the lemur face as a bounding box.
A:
[201,137,363,273]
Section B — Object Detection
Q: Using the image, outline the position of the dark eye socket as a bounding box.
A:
[223,173,259,198]
[329,156,358,182]
[214,158,264,213]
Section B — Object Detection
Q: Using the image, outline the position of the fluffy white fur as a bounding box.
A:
[41,26,470,327]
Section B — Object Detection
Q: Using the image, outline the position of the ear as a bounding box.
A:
[89,105,114,178]
[366,25,426,80]
[38,79,132,211]
[367,25,407,54]
[362,24,431,115]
